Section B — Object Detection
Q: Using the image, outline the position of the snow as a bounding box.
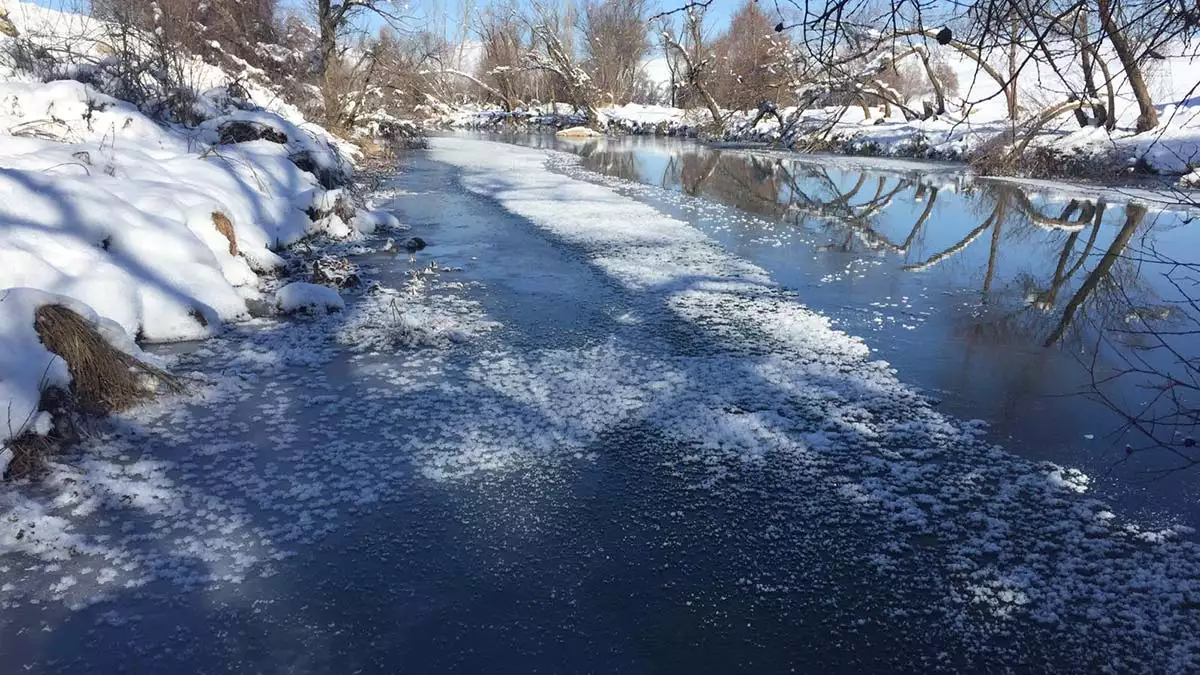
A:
[349,210,400,234]
[0,0,362,445]
[555,126,602,138]
[275,282,344,314]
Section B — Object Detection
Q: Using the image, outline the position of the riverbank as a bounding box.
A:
[0,0,417,474]
[427,99,1200,185]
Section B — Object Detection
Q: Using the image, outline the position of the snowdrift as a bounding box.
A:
[0,0,362,449]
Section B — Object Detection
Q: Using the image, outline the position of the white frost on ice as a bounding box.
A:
[427,137,1200,672]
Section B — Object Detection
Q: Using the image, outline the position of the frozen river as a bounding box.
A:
[2,137,1198,673]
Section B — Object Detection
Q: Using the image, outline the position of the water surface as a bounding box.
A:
[481,132,1200,527]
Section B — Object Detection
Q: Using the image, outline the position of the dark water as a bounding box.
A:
[478,132,1200,528]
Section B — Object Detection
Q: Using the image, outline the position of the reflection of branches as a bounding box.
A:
[771,163,934,254]
[679,150,720,195]
[576,144,641,181]
[1044,204,1146,346]
[901,185,939,252]
[647,145,1199,475]
[1011,191,1097,232]
[1028,203,1105,308]
[1080,241,1200,476]
[903,195,1010,272]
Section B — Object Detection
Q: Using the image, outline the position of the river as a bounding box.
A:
[2,137,1198,674]
[481,131,1200,529]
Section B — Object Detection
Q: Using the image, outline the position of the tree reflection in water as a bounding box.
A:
[571,142,1198,471]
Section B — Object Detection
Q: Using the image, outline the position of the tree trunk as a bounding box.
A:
[1077,12,1105,127]
[1096,0,1158,132]
[1009,12,1019,120]
[1088,48,1118,131]
[317,0,340,127]
[916,48,946,116]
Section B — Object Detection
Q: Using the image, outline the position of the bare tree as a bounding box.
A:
[580,0,649,105]
[660,6,723,123]
[710,0,789,108]
[526,2,603,127]
[1094,0,1158,131]
[91,0,280,73]
[351,28,447,126]
[474,3,528,111]
[312,0,411,127]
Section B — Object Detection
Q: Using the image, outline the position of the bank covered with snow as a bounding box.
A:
[428,48,1200,181]
[0,0,372,449]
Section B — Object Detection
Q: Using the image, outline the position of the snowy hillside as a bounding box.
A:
[0,0,372,455]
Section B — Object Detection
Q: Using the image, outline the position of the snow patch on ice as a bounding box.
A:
[275,283,344,314]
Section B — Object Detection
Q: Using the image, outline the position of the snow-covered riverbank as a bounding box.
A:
[0,0,398,459]
[2,138,1198,673]
[428,45,1200,184]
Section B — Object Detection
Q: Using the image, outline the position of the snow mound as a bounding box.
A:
[275,283,344,314]
[350,210,401,234]
[556,126,602,138]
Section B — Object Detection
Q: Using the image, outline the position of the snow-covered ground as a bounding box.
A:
[2,138,1198,672]
[0,0,371,447]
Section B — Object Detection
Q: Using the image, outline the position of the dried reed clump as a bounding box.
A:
[3,433,51,479]
[4,305,185,478]
[6,307,184,479]
[0,8,17,39]
[212,211,238,256]
[34,305,183,415]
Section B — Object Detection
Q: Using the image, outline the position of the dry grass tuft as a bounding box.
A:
[212,211,238,256]
[0,7,17,38]
[3,433,52,479]
[34,305,183,415]
[7,305,185,478]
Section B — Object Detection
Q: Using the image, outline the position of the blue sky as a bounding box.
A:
[29,0,758,43]
[402,0,754,42]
